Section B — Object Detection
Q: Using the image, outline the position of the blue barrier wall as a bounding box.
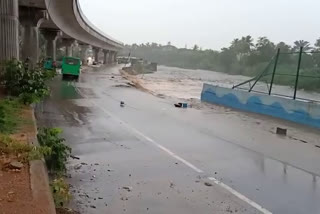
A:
[201,83,320,129]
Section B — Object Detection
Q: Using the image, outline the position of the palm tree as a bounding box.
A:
[243,35,254,50]
[293,40,312,52]
[276,42,291,53]
[231,38,240,48]
[315,38,320,51]
[193,44,199,51]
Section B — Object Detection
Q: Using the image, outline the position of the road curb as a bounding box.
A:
[29,107,56,214]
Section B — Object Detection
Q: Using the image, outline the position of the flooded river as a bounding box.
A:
[137,65,320,101]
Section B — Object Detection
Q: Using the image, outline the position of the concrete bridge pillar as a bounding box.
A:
[114,52,118,63]
[103,50,109,64]
[0,0,19,62]
[108,51,114,64]
[66,46,72,57]
[79,44,89,65]
[41,29,60,61]
[61,38,75,57]
[93,47,100,63]
[19,7,47,65]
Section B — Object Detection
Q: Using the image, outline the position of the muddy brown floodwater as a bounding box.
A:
[136,65,320,101]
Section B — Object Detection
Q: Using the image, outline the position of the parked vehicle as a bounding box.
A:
[44,57,56,70]
[61,56,81,78]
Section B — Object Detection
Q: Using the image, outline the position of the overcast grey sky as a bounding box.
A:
[79,0,319,50]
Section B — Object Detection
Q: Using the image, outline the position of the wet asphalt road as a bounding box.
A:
[36,65,320,214]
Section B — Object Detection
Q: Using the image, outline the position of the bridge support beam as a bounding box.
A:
[20,7,47,66]
[0,0,19,62]
[79,43,89,65]
[41,29,60,61]
[61,38,75,57]
[108,51,114,64]
[93,47,101,63]
[103,50,109,64]
[114,52,118,63]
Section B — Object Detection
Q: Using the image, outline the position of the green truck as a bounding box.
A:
[61,56,81,78]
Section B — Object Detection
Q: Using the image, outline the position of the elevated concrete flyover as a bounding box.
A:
[0,0,123,65]
[44,0,122,53]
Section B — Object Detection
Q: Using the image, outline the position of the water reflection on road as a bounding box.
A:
[35,66,320,214]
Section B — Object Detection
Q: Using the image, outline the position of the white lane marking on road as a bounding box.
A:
[76,87,272,214]
[96,100,204,174]
[208,177,272,214]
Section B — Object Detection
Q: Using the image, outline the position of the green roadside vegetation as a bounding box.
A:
[121,37,320,91]
[3,59,51,104]
[0,59,72,209]
[0,98,23,133]
[0,97,46,163]
[37,127,72,207]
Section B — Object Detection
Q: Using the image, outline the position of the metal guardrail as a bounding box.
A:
[233,48,320,103]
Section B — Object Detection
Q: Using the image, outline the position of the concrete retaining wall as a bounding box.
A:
[201,83,320,129]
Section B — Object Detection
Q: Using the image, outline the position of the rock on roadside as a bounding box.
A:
[9,161,24,170]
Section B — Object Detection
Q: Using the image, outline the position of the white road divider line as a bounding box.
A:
[76,87,272,214]
[208,177,272,214]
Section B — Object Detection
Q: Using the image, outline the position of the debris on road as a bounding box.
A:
[74,164,82,170]
[122,186,133,192]
[127,82,136,87]
[170,182,175,188]
[204,182,213,187]
[114,84,131,88]
[174,103,182,108]
[70,155,80,160]
[79,193,90,198]
[276,127,287,136]
[120,101,125,107]
[174,102,188,108]
[56,208,80,214]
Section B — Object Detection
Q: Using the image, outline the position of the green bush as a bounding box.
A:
[0,105,5,130]
[50,178,72,207]
[37,128,71,173]
[43,69,57,80]
[2,59,54,104]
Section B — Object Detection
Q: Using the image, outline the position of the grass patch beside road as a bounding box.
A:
[0,98,23,133]
[0,134,50,162]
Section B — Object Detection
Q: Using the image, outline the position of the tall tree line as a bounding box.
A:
[120,37,320,75]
